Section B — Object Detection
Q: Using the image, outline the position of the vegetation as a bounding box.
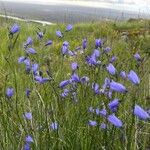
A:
[0,16,150,149]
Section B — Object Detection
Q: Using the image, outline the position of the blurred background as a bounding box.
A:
[0,0,150,23]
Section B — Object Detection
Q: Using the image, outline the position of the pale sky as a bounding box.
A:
[0,0,149,4]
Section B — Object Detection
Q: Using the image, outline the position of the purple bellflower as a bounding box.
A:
[25,135,33,143]
[82,38,87,50]
[66,24,73,31]
[25,88,31,98]
[10,24,20,34]
[108,114,123,128]
[18,56,26,64]
[106,63,116,75]
[26,48,37,54]
[128,70,140,85]
[50,122,58,130]
[104,47,111,53]
[59,80,70,88]
[95,39,102,48]
[134,52,141,61]
[92,83,100,94]
[6,87,14,98]
[110,80,127,93]
[120,71,126,79]
[45,40,52,46]
[88,120,97,126]
[24,112,32,120]
[134,105,150,120]
[108,98,120,112]
[109,55,117,63]
[71,62,79,71]
[56,30,63,38]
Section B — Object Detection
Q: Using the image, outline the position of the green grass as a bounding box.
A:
[0,16,150,150]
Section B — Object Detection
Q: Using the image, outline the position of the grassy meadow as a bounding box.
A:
[0,16,150,150]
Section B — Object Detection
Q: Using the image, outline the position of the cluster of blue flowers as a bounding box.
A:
[5,23,149,149]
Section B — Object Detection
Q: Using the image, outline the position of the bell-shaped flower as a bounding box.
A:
[106,63,116,75]
[25,135,33,143]
[109,55,117,63]
[10,24,20,34]
[95,39,102,48]
[134,105,150,120]
[108,98,120,112]
[66,24,73,31]
[50,122,58,130]
[110,80,127,93]
[70,73,80,83]
[23,112,32,120]
[82,38,87,50]
[120,71,126,79]
[92,83,100,94]
[56,30,63,38]
[6,87,14,98]
[88,120,97,126]
[59,80,70,88]
[45,40,52,46]
[128,70,140,85]
[134,52,141,61]
[71,62,79,71]
[108,114,123,128]
[104,47,111,53]
[26,48,37,54]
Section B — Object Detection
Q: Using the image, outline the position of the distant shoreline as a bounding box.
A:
[0,14,54,25]
[0,1,149,24]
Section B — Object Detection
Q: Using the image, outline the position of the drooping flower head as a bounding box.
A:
[108,114,123,128]
[134,105,150,120]
[56,30,63,38]
[70,73,80,83]
[92,49,101,58]
[110,81,127,93]
[6,87,14,98]
[95,39,102,48]
[128,70,140,85]
[59,80,70,88]
[34,75,49,84]
[23,112,32,120]
[10,24,20,34]
[24,143,31,150]
[60,89,70,98]
[45,40,52,46]
[88,120,97,126]
[106,63,116,75]
[71,62,79,71]
[109,55,117,63]
[92,83,100,94]
[108,98,120,112]
[66,24,73,31]
[24,37,33,48]
[100,123,107,129]
[120,71,126,79]
[25,135,33,143]
[134,52,141,61]
[37,31,44,39]
[26,48,37,54]
[104,47,111,53]
[25,88,31,98]
[18,56,26,64]
[31,63,39,74]
[50,122,58,130]
[82,38,87,50]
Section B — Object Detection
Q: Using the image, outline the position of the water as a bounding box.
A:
[0,0,150,15]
